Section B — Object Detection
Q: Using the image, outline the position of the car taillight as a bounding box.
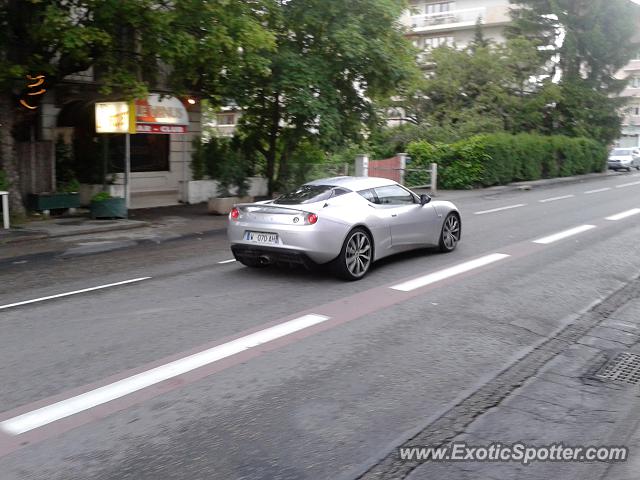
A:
[307,213,318,225]
[230,207,240,220]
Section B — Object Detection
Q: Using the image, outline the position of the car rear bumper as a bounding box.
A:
[608,161,630,169]
[227,220,348,264]
[231,244,318,269]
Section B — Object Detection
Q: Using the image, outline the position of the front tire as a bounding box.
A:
[439,213,461,252]
[333,228,373,280]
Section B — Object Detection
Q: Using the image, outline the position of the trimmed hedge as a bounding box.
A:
[406,133,607,190]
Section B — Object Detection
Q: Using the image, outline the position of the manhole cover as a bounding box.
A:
[595,352,640,385]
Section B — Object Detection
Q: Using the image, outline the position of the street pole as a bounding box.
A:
[125,132,131,210]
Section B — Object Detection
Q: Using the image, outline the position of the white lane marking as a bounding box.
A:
[0,313,330,435]
[390,253,510,292]
[474,204,526,215]
[616,181,640,188]
[605,208,640,221]
[584,187,611,194]
[218,259,237,264]
[538,195,574,203]
[532,225,596,244]
[0,277,151,311]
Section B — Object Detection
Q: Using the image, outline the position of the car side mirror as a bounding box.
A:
[420,194,431,205]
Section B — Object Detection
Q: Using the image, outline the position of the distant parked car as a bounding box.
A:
[608,148,640,172]
[227,177,461,280]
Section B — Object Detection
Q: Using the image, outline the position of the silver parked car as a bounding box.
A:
[227,176,461,280]
[608,148,640,172]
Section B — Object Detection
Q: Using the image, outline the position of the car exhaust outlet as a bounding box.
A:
[258,255,271,265]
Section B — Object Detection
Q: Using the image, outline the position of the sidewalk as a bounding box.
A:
[416,170,624,199]
[405,274,640,480]
[0,203,229,261]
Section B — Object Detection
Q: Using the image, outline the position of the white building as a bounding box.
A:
[400,0,511,54]
[615,36,640,147]
[386,1,512,126]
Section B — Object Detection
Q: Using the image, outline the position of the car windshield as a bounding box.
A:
[272,185,335,205]
[611,149,632,155]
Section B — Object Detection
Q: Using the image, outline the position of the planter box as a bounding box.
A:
[28,192,80,211]
[79,184,125,206]
[90,197,127,219]
[208,196,253,215]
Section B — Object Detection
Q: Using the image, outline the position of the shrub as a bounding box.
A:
[406,134,606,189]
[0,170,8,191]
[91,191,112,202]
[58,178,81,193]
[190,136,252,196]
[190,137,206,181]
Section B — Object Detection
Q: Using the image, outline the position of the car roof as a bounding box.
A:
[305,176,399,191]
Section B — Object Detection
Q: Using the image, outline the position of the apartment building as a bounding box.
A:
[386,0,512,126]
[615,25,640,148]
[400,0,512,56]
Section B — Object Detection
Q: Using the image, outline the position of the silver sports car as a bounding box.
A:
[227,176,461,280]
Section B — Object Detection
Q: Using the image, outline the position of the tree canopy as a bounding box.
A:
[229,0,419,194]
[0,0,274,213]
[507,0,640,144]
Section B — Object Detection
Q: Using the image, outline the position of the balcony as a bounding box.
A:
[408,5,510,33]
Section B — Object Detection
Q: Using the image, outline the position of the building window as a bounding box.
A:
[409,1,455,16]
[109,134,170,173]
[216,113,236,126]
[424,36,454,49]
[425,2,455,15]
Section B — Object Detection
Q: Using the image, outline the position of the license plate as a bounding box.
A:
[245,231,279,244]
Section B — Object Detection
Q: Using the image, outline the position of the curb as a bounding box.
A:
[0,220,151,245]
[0,226,228,265]
[0,232,49,245]
[421,171,624,199]
[45,220,151,239]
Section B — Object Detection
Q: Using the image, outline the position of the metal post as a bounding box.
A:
[430,162,438,196]
[125,133,131,209]
[355,154,369,177]
[1,192,9,229]
[30,126,37,193]
[102,135,108,191]
[398,153,408,185]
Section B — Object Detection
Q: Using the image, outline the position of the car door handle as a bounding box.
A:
[391,214,397,217]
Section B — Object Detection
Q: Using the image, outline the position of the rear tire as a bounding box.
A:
[333,228,373,281]
[439,213,461,253]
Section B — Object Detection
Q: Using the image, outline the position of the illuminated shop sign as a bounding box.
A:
[96,95,189,135]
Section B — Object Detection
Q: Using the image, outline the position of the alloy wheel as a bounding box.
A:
[442,214,460,250]
[345,231,371,277]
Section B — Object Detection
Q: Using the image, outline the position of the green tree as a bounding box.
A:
[508,0,640,144]
[0,0,273,215]
[391,38,554,145]
[229,0,419,195]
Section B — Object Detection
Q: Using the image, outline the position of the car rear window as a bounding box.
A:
[273,185,335,205]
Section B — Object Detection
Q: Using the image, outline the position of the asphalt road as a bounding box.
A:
[2,172,640,479]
